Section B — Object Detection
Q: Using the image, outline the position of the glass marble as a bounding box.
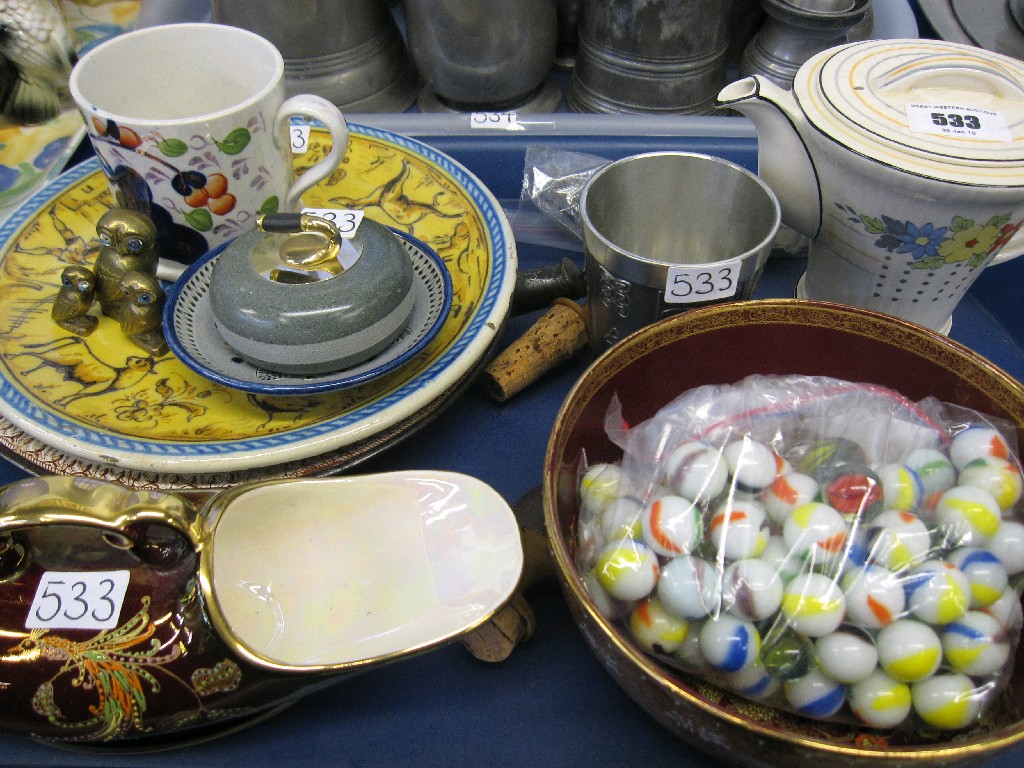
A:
[708,498,769,560]
[722,558,784,621]
[841,563,907,630]
[912,672,984,730]
[699,614,762,673]
[934,485,1002,548]
[579,462,627,519]
[782,501,849,569]
[987,519,1024,575]
[904,559,971,625]
[877,619,943,682]
[658,555,722,619]
[947,547,1010,608]
[662,441,728,504]
[760,625,814,680]
[949,425,1012,471]
[848,669,912,729]
[763,472,819,526]
[877,463,924,512]
[629,595,690,655]
[595,537,659,602]
[600,495,644,542]
[941,610,1011,677]
[724,437,780,494]
[864,509,932,571]
[783,668,846,719]
[815,624,878,684]
[958,456,1023,511]
[781,572,846,637]
[641,494,702,557]
[795,437,868,484]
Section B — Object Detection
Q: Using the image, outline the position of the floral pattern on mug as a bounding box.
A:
[838,203,1024,270]
[88,116,281,235]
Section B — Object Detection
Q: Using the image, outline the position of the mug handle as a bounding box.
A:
[273,94,350,212]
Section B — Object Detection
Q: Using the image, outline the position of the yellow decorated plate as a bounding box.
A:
[0,124,516,481]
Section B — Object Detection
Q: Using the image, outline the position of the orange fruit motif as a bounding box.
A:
[184,188,209,208]
[204,173,229,199]
[208,193,237,215]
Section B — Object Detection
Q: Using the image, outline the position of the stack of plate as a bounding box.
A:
[0,124,516,489]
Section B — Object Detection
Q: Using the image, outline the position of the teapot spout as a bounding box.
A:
[717,76,821,239]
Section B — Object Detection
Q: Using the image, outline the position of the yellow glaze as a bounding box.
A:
[0,129,492,451]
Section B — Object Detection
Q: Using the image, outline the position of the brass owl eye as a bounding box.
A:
[99,233,113,246]
[77,280,91,291]
[61,276,73,287]
[138,292,153,304]
[126,237,144,252]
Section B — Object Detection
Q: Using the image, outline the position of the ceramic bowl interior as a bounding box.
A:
[543,299,1024,768]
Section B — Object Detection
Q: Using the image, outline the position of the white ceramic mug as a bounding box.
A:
[69,23,349,277]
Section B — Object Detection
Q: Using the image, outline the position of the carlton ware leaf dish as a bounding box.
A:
[0,124,516,482]
[0,471,523,748]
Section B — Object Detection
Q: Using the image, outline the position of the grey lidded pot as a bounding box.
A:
[209,213,415,375]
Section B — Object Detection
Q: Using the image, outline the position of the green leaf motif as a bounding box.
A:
[860,215,886,234]
[986,213,1012,229]
[157,138,188,158]
[258,196,280,215]
[913,256,945,270]
[185,208,214,232]
[215,127,251,155]
[951,215,974,232]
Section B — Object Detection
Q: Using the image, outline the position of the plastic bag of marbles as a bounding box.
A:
[575,374,1024,732]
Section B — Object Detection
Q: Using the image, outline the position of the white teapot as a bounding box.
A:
[718,38,1024,332]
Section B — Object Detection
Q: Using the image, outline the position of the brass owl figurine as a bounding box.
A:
[117,270,167,356]
[94,208,159,321]
[51,265,98,336]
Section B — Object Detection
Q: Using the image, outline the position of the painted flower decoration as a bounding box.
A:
[838,205,1022,269]
[937,221,1002,265]
[894,220,947,260]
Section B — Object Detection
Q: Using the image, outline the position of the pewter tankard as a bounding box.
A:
[569,0,731,114]
[211,0,418,112]
[402,0,560,112]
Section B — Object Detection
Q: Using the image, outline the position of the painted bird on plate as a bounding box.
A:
[51,264,98,336]
[116,270,167,355]
[15,336,156,407]
[0,0,78,124]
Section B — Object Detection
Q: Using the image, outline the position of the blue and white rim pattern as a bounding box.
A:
[0,123,514,469]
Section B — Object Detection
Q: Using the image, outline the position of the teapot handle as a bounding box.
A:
[0,476,202,563]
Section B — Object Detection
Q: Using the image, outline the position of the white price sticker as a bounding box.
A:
[905,104,1011,142]
[301,207,365,238]
[665,261,741,304]
[470,112,522,131]
[26,571,131,630]
[290,123,312,154]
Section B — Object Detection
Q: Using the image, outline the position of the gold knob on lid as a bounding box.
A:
[253,213,344,281]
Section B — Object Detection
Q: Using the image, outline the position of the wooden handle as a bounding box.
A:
[482,299,589,402]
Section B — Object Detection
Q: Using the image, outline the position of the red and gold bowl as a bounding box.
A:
[543,299,1024,768]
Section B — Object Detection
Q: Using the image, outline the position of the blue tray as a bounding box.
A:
[1,118,1023,768]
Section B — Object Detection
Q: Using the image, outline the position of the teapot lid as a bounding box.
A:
[795,38,1024,184]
